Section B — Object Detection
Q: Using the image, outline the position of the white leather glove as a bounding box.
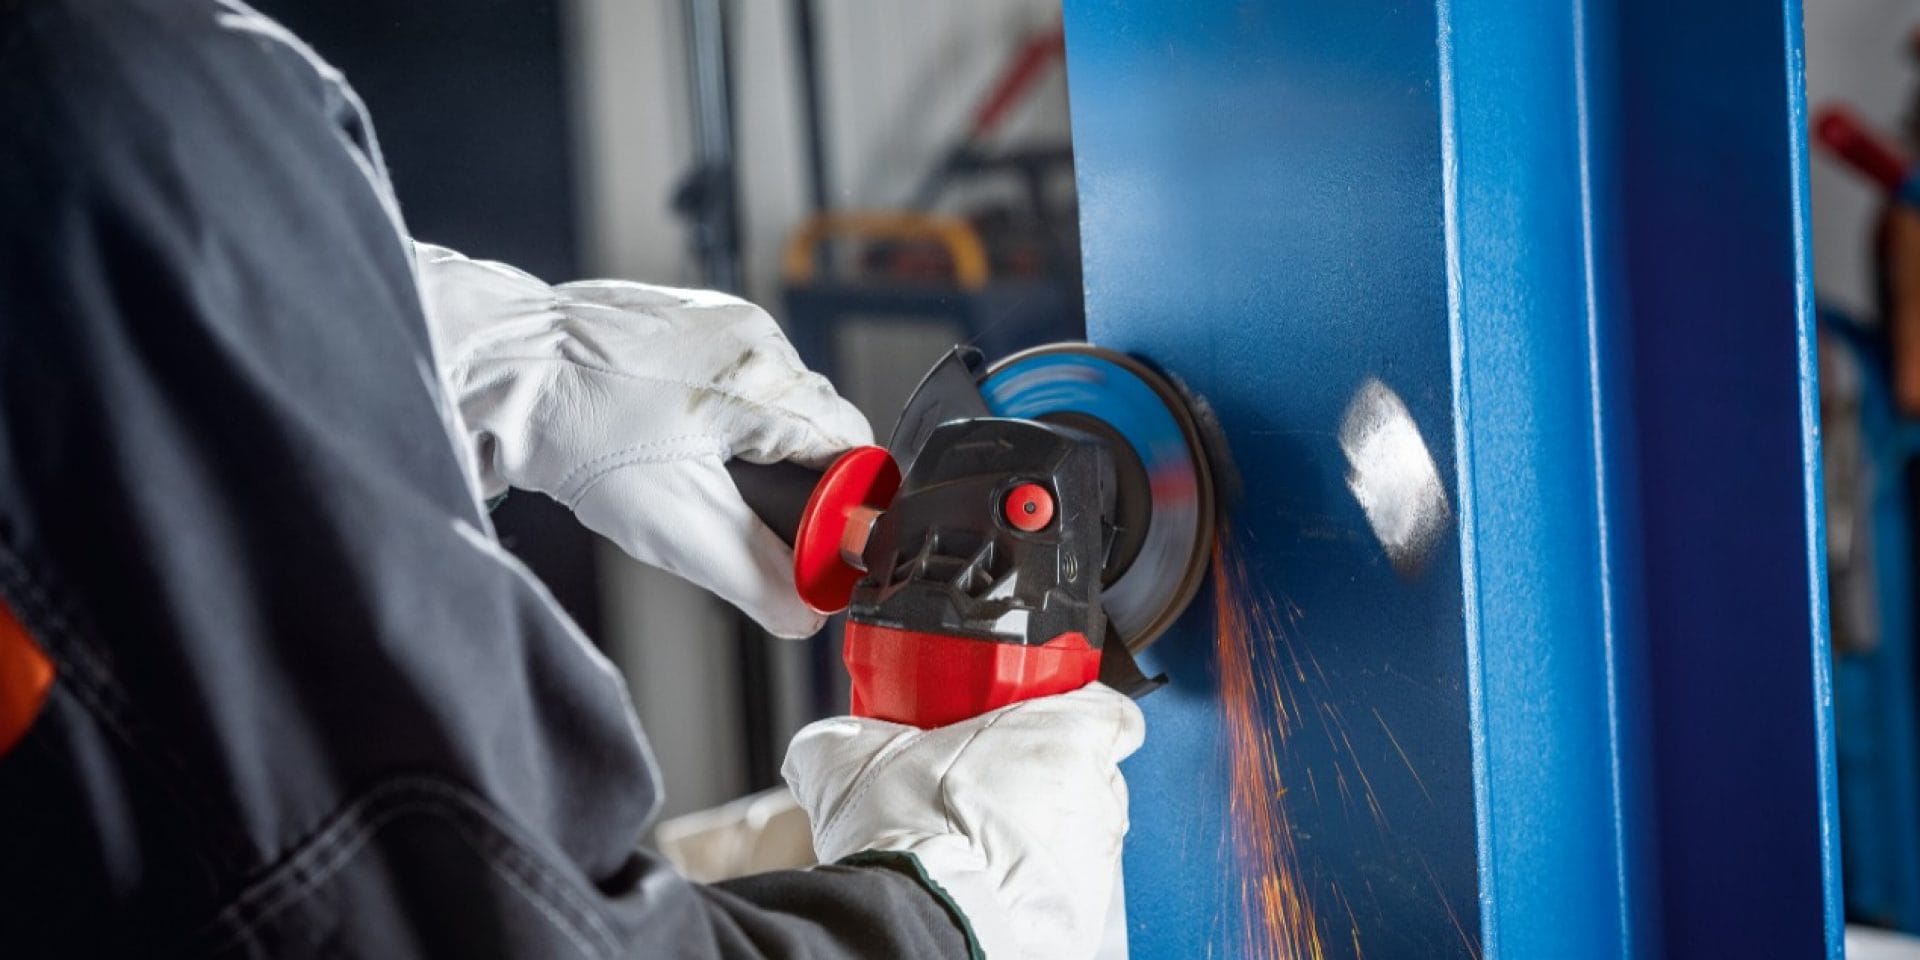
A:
[412,243,872,638]
[781,684,1145,960]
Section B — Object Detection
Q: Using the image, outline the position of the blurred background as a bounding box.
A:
[1799,2,1920,952]
[248,0,1084,832]
[234,0,1920,948]
[1811,1,1920,320]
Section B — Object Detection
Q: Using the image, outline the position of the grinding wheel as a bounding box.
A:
[979,344,1218,652]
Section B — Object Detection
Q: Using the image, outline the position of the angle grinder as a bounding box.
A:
[728,343,1222,728]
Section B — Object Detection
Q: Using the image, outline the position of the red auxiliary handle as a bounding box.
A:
[1815,105,1913,195]
[790,446,901,615]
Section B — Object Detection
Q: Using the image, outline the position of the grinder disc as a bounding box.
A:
[980,344,1216,652]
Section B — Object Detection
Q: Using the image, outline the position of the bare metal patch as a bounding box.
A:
[1339,379,1451,575]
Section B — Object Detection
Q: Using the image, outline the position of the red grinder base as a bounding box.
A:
[845,622,1101,728]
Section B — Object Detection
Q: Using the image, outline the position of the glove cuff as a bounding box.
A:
[839,844,1015,960]
[840,851,986,960]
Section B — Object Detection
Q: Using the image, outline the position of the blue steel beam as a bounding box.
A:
[1061,1,1839,957]
[1443,0,1650,954]
[1612,2,1839,956]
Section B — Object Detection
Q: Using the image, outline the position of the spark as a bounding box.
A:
[1212,526,1480,959]
[1326,704,1390,833]
[1371,706,1434,804]
[1332,883,1365,960]
[1418,854,1482,960]
[1216,531,1326,959]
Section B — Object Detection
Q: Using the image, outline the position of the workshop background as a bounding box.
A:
[1812,2,1920,953]
[250,0,1083,826]
[247,0,1920,955]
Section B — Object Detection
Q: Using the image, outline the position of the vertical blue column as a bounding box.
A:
[1610,1,1841,955]
[1061,1,1839,956]
[1440,0,1649,955]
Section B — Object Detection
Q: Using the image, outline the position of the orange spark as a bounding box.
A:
[1371,706,1434,805]
[1216,530,1326,959]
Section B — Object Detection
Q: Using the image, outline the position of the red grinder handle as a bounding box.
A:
[725,459,823,545]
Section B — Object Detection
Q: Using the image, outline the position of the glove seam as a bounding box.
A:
[817,729,922,850]
[558,443,731,508]
[932,705,1026,841]
[822,708,1023,860]
[551,435,727,501]
[453,356,856,453]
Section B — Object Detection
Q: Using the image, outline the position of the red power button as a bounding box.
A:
[1004,483,1054,532]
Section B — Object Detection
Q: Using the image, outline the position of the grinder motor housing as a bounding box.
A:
[842,416,1118,727]
[731,344,1210,728]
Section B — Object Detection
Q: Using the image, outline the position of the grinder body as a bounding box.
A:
[731,344,1215,728]
[842,417,1116,727]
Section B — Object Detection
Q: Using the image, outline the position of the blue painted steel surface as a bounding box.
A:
[1062,0,1838,956]
[1440,0,1650,954]
[1062,4,1479,956]
[1615,2,1840,955]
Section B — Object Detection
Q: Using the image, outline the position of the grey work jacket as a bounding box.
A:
[0,0,968,956]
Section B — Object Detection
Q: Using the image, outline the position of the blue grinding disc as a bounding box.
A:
[981,345,1215,651]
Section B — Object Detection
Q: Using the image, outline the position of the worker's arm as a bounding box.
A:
[411,243,870,639]
[0,2,966,956]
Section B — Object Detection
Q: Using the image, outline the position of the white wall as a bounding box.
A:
[566,0,697,284]
[1805,0,1920,317]
[567,0,1065,301]
[564,0,1067,820]
[733,0,1068,306]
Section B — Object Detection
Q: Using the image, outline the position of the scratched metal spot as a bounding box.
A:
[1339,379,1451,576]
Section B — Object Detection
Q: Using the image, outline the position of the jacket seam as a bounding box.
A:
[198,775,621,958]
[0,538,252,886]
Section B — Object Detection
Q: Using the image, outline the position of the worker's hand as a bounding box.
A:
[782,684,1144,960]
[413,243,871,638]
